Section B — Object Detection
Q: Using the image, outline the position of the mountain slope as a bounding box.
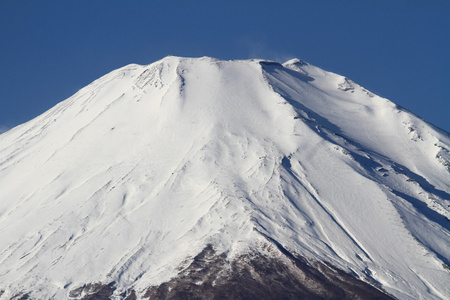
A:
[0,56,449,299]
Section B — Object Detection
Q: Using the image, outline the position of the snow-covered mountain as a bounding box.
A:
[0,56,449,300]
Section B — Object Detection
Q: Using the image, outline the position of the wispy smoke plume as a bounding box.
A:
[242,39,296,63]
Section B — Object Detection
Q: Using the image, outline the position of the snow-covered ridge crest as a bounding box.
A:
[0,56,449,299]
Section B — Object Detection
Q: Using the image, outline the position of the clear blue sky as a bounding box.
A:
[1,0,449,133]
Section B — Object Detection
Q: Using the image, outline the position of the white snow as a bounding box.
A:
[0,56,449,299]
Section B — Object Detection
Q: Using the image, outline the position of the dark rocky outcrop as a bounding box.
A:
[68,282,115,300]
[143,243,395,300]
[10,293,30,300]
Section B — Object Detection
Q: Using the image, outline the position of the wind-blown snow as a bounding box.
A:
[0,56,449,299]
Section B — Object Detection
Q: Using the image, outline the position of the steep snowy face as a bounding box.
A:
[279,59,450,190]
[0,56,449,300]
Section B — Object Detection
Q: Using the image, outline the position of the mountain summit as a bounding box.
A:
[0,56,449,299]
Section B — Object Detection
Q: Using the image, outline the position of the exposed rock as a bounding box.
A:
[68,282,115,300]
[10,293,29,300]
[143,243,394,300]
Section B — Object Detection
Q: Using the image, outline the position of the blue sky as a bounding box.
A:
[1,0,449,133]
